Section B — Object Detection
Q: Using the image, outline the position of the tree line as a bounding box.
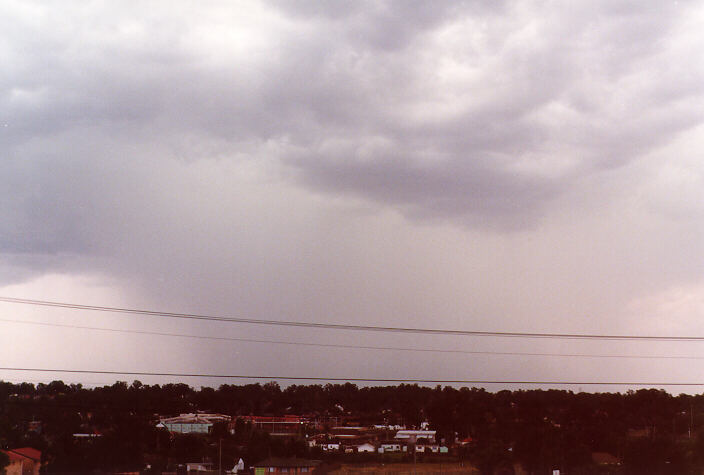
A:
[2,380,704,473]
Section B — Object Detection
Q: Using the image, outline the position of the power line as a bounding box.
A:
[1,296,702,341]
[3,317,704,361]
[0,367,701,386]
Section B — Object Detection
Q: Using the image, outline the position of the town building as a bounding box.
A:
[186,461,214,472]
[321,442,341,452]
[233,415,305,436]
[158,413,231,434]
[355,442,376,453]
[1,447,42,475]
[378,441,405,453]
[415,443,440,453]
[394,430,437,444]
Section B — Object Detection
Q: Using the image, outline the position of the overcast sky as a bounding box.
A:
[2,0,704,392]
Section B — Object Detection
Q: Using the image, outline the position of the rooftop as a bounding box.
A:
[2,447,41,462]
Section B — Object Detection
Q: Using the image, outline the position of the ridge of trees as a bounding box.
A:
[2,380,704,473]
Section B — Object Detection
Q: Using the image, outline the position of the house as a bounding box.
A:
[251,458,319,474]
[73,431,103,439]
[158,413,231,434]
[186,461,214,472]
[329,426,370,440]
[378,441,404,453]
[321,442,340,452]
[356,442,376,453]
[232,416,305,437]
[1,447,42,475]
[394,430,436,444]
[415,443,440,453]
[373,424,405,430]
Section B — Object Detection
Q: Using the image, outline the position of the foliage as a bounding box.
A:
[3,380,704,473]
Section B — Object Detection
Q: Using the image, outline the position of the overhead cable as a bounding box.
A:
[1,296,702,341]
[2,317,704,360]
[0,367,702,386]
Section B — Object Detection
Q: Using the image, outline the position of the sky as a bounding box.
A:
[2,0,704,392]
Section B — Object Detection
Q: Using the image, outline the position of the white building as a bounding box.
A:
[379,442,403,453]
[322,443,341,451]
[159,413,231,434]
[394,430,436,444]
[356,443,376,453]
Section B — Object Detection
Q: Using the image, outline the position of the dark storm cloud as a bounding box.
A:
[273,0,703,227]
[293,150,561,230]
[1,0,703,259]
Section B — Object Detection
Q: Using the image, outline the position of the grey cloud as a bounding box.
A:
[270,1,704,227]
[1,0,704,258]
[292,148,561,230]
[4,1,704,389]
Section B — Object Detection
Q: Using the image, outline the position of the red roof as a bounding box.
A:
[3,447,41,462]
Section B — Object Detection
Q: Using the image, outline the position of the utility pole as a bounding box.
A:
[219,438,222,475]
[412,442,416,475]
